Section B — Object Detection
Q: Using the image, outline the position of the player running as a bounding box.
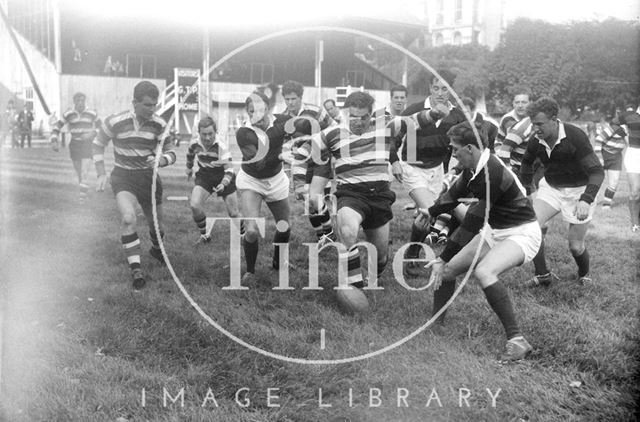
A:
[93,81,176,290]
[186,116,243,243]
[521,97,604,286]
[50,92,101,202]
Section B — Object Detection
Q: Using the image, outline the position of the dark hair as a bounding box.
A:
[198,116,217,132]
[389,85,408,96]
[344,91,375,112]
[73,92,86,101]
[461,97,476,111]
[447,121,487,148]
[245,91,270,109]
[323,98,336,107]
[527,97,559,119]
[282,80,304,97]
[512,87,531,99]
[133,81,159,102]
[429,69,455,87]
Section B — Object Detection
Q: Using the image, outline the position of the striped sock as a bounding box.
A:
[343,246,363,288]
[121,232,141,271]
[603,187,615,206]
[193,211,207,236]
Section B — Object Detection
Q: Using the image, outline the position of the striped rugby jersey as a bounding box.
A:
[496,109,522,147]
[497,116,533,171]
[51,108,100,142]
[595,122,627,154]
[296,116,399,186]
[429,150,537,262]
[186,136,234,182]
[94,110,176,170]
[613,110,640,148]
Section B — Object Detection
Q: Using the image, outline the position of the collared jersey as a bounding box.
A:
[429,150,537,262]
[613,110,640,148]
[521,121,603,203]
[297,117,400,186]
[235,114,289,179]
[94,110,176,170]
[498,116,533,170]
[52,108,101,142]
[186,135,234,181]
[393,97,466,169]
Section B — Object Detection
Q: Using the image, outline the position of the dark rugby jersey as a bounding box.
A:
[236,114,289,179]
[94,111,175,170]
[186,136,234,183]
[52,108,100,142]
[520,121,603,204]
[429,150,537,262]
[391,98,466,169]
[613,110,640,148]
[287,104,333,187]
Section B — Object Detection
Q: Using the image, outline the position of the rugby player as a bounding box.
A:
[235,91,291,286]
[51,92,101,202]
[423,121,541,362]
[93,81,176,290]
[186,116,242,243]
[521,97,604,286]
[282,80,336,247]
[391,72,466,276]
[594,115,627,210]
[612,106,640,231]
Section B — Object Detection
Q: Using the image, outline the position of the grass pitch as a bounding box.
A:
[1,145,638,421]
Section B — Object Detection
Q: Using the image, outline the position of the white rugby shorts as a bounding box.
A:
[535,178,596,224]
[236,169,290,203]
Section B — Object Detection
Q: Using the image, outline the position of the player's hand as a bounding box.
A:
[429,103,450,121]
[391,161,403,183]
[294,184,307,201]
[185,168,193,181]
[424,257,445,290]
[214,184,225,195]
[575,200,590,221]
[96,175,107,192]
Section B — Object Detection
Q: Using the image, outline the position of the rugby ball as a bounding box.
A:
[336,288,370,314]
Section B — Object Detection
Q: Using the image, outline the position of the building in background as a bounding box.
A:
[425,0,505,49]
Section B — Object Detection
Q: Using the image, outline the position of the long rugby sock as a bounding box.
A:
[572,248,590,278]
[483,281,520,340]
[532,238,549,275]
[630,197,640,226]
[243,238,259,273]
[149,229,164,251]
[193,211,207,236]
[603,187,616,206]
[407,220,429,258]
[121,233,141,272]
[432,279,456,324]
[272,228,291,270]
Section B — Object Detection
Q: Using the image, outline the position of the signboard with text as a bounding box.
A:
[174,68,200,134]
